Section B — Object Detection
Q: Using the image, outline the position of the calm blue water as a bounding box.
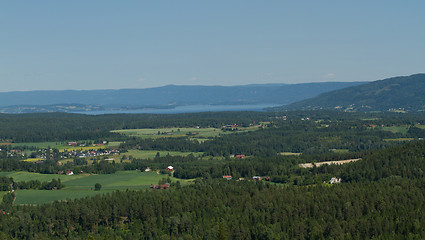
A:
[73,104,280,115]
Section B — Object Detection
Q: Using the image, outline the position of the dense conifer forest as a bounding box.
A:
[0,111,424,239]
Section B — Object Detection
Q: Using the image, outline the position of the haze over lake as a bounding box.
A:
[74,104,280,115]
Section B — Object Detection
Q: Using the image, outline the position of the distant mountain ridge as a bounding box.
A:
[0,82,365,113]
[278,74,425,112]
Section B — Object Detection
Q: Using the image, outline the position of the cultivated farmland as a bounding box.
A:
[112,125,262,139]
[1,171,190,205]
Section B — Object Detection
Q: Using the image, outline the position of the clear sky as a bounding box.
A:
[1,1,424,92]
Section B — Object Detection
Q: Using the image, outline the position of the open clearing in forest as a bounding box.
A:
[299,158,362,168]
[0,171,190,205]
[112,126,261,139]
[381,126,409,134]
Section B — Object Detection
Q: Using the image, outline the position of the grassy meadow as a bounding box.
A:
[0,171,190,205]
[381,126,410,134]
[112,126,261,139]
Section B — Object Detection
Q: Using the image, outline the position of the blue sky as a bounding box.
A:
[1,1,424,91]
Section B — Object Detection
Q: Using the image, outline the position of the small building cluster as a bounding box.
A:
[62,149,119,159]
[329,177,342,184]
[221,175,271,181]
[150,183,170,189]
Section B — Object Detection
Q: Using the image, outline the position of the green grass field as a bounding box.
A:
[112,126,260,139]
[381,126,409,134]
[5,171,191,205]
[13,190,113,205]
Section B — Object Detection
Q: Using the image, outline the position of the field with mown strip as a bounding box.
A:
[7,171,191,205]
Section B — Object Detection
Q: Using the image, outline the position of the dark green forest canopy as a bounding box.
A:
[0,111,423,143]
[0,111,275,142]
[0,111,424,177]
[1,140,425,239]
[0,111,425,239]
[279,73,425,112]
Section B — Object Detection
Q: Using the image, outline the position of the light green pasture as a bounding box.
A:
[112,126,260,139]
[381,126,409,134]
[7,171,190,205]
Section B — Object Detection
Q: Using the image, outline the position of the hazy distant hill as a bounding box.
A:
[0,82,364,113]
[278,74,425,112]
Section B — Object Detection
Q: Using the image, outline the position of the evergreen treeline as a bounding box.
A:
[0,158,119,175]
[281,73,425,112]
[0,111,423,143]
[1,140,425,239]
[120,121,406,156]
[0,112,271,142]
[0,176,64,191]
[1,177,424,239]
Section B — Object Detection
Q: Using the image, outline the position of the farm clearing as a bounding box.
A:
[1,171,191,205]
[111,125,262,139]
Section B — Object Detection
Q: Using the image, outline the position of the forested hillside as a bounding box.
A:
[0,82,365,113]
[278,73,425,112]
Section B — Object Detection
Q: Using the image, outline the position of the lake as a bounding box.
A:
[73,104,281,115]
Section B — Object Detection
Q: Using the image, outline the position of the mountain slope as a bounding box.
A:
[0,82,364,110]
[279,74,425,112]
